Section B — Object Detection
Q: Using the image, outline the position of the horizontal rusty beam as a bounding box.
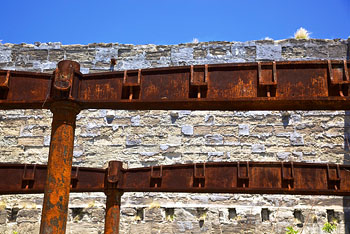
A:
[0,164,105,194]
[1,161,349,196]
[0,60,349,110]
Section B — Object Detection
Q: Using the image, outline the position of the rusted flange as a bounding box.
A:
[51,60,81,100]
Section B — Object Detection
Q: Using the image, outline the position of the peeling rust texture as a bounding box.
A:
[37,61,82,234]
[39,100,80,234]
[0,60,349,110]
[1,161,349,196]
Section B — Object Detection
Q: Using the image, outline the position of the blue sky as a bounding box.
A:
[0,0,349,45]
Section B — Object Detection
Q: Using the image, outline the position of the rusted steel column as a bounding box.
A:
[39,60,81,234]
[104,161,124,234]
[104,191,123,234]
[40,101,80,234]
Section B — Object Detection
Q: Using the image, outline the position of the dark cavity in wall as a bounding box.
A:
[105,115,114,124]
[261,208,270,222]
[228,208,237,220]
[71,208,85,221]
[327,209,340,224]
[136,208,144,221]
[7,207,19,222]
[293,209,304,227]
[281,111,291,128]
[165,208,174,221]
[197,208,207,228]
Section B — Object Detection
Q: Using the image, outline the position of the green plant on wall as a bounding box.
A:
[322,222,337,233]
[286,226,299,234]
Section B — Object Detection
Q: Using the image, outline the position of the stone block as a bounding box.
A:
[121,208,136,216]
[126,135,142,146]
[231,45,256,61]
[18,137,43,146]
[144,207,163,222]
[290,132,304,146]
[204,115,215,125]
[252,144,265,153]
[131,115,141,126]
[16,209,40,223]
[182,125,194,136]
[208,152,227,161]
[94,47,118,63]
[146,49,171,60]
[238,124,250,136]
[0,209,6,224]
[209,45,231,56]
[48,49,65,62]
[328,44,348,59]
[171,47,193,61]
[205,134,224,145]
[159,144,169,151]
[66,49,95,63]
[34,42,61,50]
[256,44,282,60]
[277,152,290,160]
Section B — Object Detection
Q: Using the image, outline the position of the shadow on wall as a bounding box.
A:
[344,111,350,234]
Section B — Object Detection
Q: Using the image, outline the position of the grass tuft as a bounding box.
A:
[294,27,311,39]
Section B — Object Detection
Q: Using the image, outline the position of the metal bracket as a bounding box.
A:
[150,165,163,188]
[258,62,277,97]
[0,70,10,99]
[281,162,294,189]
[70,167,79,188]
[51,60,81,100]
[22,164,36,189]
[193,163,206,187]
[121,69,141,100]
[237,161,249,188]
[105,161,124,196]
[327,164,341,190]
[107,161,123,184]
[328,60,350,97]
[189,65,208,98]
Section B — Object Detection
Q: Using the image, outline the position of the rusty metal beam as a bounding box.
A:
[1,161,349,196]
[0,163,104,195]
[0,60,349,110]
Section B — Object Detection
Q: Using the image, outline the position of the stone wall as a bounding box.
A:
[0,39,349,234]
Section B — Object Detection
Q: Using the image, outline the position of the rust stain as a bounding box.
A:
[104,191,123,234]
[39,63,81,234]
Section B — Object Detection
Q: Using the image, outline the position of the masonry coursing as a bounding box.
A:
[0,39,349,233]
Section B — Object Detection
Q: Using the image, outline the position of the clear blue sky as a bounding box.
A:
[1,0,349,45]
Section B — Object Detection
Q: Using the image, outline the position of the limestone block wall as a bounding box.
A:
[0,39,349,234]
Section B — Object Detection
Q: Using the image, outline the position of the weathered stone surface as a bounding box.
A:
[252,144,265,153]
[256,44,282,61]
[0,39,349,233]
[181,125,194,136]
[0,209,6,224]
[239,124,250,136]
[0,49,12,63]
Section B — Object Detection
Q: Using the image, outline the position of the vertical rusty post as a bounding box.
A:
[104,161,124,234]
[105,191,123,234]
[40,60,81,234]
